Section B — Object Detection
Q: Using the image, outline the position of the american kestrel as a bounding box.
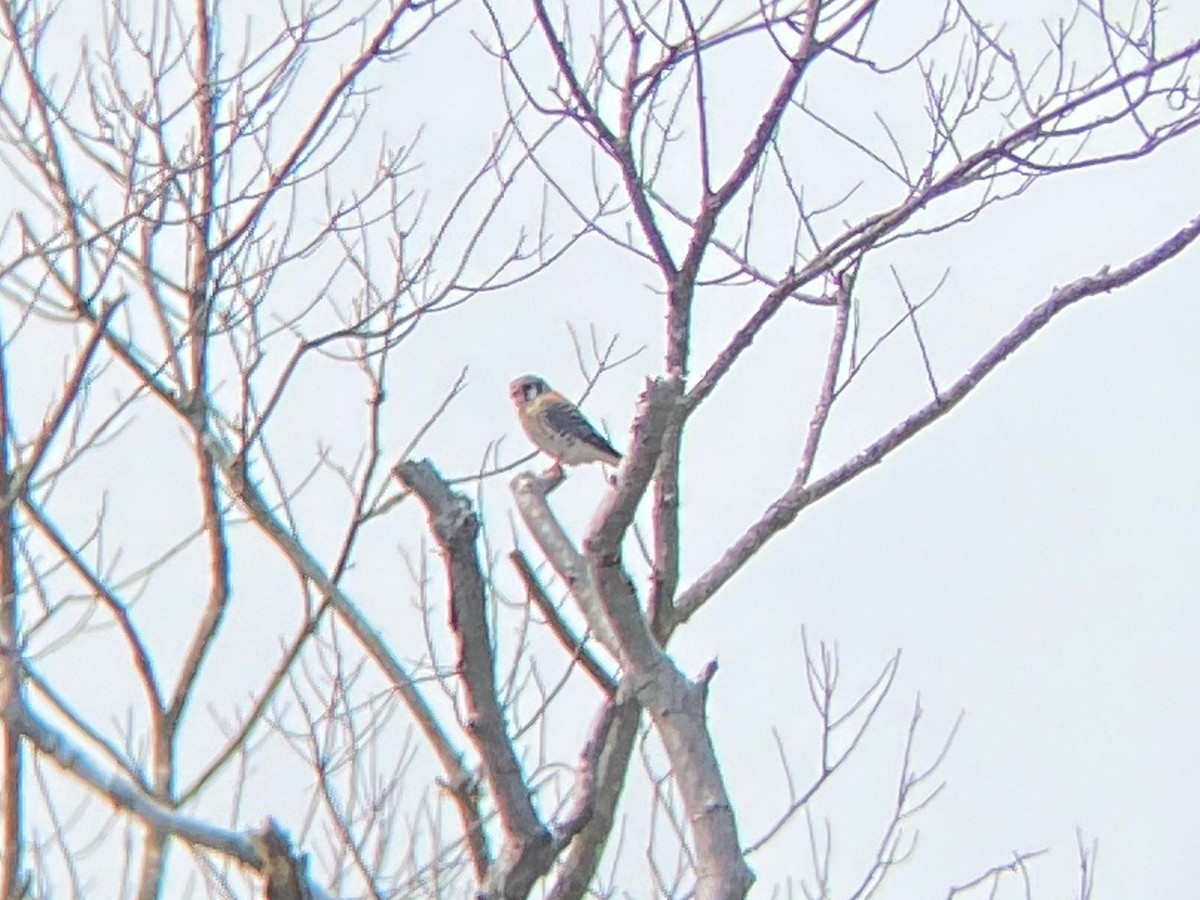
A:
[509,375,621,469]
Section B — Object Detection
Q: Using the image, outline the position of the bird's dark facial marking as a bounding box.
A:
[510,375,547,404]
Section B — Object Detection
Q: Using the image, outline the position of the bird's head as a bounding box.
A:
[509,374,549,406]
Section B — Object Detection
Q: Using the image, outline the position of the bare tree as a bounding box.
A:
[0,0,1196,898]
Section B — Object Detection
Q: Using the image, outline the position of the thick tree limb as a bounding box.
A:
[648,422,682,640]
[252,820,319,900]
[546,696,641,900]
[204,434,487,875]
[396,459,553,898]
[581,380,681,664]
[512,379,758,897]
[520,378,754,899]
[509,476,621,659]
[513,380,682,663]
[0,320,23,898]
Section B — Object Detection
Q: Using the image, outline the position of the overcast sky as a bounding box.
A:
[2,0,1198,897]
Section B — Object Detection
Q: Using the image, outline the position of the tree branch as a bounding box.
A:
[396,459,553,898]
[0,689,332,900]
[677,211,1200,622]
[583,380,753,899]
[0,311,24,900]
[509,473,622,659]
[546,696,641,900]
[509,549,617,696]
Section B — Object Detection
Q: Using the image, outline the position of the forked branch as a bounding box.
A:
[676,211,1200,622]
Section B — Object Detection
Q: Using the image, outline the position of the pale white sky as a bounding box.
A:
[2,0,1198,897]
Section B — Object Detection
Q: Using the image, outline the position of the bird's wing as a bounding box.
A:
[544,399,621,459]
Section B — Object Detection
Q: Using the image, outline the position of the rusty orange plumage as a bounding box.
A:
[509,375,621,468]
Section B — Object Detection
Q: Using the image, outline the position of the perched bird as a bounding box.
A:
[509,375,621,470]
